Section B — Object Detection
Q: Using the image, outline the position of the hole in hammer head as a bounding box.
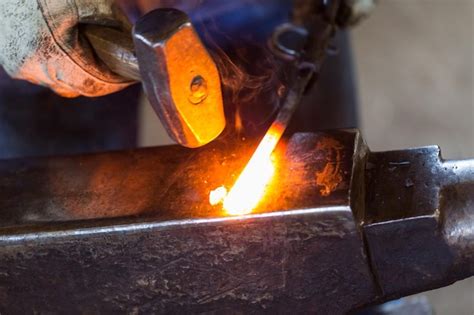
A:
[188,75,208,104]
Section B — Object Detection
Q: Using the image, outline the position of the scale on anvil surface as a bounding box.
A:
[0,1,472,314]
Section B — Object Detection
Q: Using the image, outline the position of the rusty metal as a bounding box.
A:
[0,130,472,313]
[84,8,225,148]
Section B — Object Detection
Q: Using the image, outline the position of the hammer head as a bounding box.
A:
[133,9,225,148]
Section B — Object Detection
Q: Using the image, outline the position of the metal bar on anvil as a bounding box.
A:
[0,130,472,314]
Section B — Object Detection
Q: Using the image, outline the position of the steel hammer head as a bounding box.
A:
[133,9,225,148]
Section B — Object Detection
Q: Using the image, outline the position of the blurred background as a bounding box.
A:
[353,0,473,160]
[139,0,473,314]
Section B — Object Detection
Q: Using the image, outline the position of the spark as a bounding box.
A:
[209,186,227,206]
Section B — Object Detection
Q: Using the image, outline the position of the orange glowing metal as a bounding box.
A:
[210,68,309,215]
[223,130,280,215]
[210,124,285,216]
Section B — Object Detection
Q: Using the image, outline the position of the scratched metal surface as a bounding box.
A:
[0,131,378,314]
[0,209,375,314]
[0,130,472,313]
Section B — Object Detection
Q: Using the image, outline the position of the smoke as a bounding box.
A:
[198,15,288,135]
[130,0,291,135]
[214,43,282,107]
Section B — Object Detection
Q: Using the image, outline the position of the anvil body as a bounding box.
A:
[0,130,472,313]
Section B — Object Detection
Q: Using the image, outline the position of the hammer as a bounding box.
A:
[84,8,225,148]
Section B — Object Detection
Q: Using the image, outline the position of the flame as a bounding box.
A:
[210,127,282,216]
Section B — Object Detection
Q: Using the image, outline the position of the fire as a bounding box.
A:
[210,128,282,216]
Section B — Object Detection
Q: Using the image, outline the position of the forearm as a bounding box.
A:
[0,0,132,97]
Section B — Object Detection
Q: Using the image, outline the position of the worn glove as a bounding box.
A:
[0,0,133,97]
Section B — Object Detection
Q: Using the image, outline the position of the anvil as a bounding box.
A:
[0,130,472,313]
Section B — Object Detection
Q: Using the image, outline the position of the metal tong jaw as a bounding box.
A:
[85,8,225,148]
